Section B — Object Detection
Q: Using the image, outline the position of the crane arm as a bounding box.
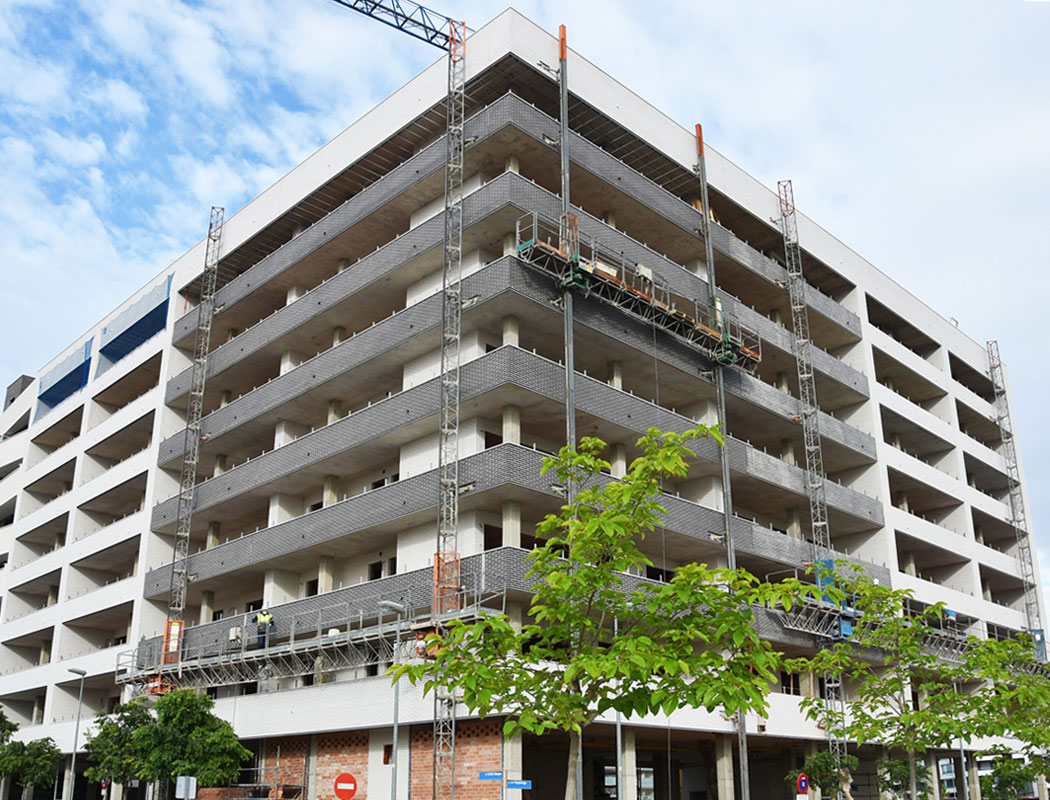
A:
[326,0,455,50]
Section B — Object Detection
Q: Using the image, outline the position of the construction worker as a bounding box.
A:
[255,608,274,649]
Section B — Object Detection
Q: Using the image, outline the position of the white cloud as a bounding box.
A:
[86,78,148,120]
[40,128,107,166]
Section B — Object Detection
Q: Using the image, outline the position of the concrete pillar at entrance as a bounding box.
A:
[327,399,342,425]
[505,731,524,788]
[502,315,519,346]
[607,360,623,390]
[805,741,823,800]
[307,733,319,800]
[968,753,982,800]
[926,752,942,800]
[318,557,334,594]
[504,155,520,175]
[622,729,638,800]
[502,405,521,445]
[206,521,221,549]
[332,326,346,348]
[323,475,339,508]
[781,438,797,467]
[715,734,735,800]
[611,444,627,479]
[502,501,521,547]
[787,507,802,540]
[199,591,214,625]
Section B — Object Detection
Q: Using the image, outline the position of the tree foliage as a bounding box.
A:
[396,427,818,800]
[0,738,63,788]
[85,690,251,788]
[979,751,1047,800]
[785,749,859,796]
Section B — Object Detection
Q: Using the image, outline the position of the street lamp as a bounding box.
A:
[66,668,87,800]
[377,601,406,800]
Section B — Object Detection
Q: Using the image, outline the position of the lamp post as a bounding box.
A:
[66,668,87,800]
[377,601,406,800]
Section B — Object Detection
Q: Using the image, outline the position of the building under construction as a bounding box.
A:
[0,8,1044,800]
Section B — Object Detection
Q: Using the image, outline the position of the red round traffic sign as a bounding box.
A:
[334,773,357,800]
[797,772,809,794]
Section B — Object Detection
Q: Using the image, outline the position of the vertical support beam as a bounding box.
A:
[622,729,638,800]
[559,24,576,465]
[715,734,735,800]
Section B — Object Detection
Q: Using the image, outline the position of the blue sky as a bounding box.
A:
[1,0,1048,611]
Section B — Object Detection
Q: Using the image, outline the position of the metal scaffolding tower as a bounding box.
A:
[162,206,224,686]
[776,181,846,791]
[777,180,831,558]
[987,340,1045,660]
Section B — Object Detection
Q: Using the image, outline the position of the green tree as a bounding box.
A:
[978,751,1047,800]
[85,690,250,792]
[84,699,154,786]
[134,690,251,788]
[786,750,860,798]
[0,738,64,800]
[787,565,972,800]
[397,427,816,800]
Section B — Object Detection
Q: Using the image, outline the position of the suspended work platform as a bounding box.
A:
[515,213,761,373]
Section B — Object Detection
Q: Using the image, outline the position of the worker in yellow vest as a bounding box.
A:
[255,608,274,649]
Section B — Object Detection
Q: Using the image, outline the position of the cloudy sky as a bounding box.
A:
[1,0,1048,610]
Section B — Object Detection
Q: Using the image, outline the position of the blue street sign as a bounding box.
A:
[479,771,503,781]
[507,780,532,790]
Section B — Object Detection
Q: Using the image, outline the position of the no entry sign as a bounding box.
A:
[334,773,357,800]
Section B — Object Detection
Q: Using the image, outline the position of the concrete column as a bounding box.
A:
[1036,774,1047,800]
[967,753,981,800]
[776,371,790,393]
[684,258,706,278]
[680,476,723,511]
[503,232,516,257]
[715,734,735,800]
[274,419,308,448]
[903,550,917,577]
[502,501,521,547]
[199,591,214,625]
[307,734,319,800]
[927,752,941,800]
[607,360,623,390]
[206,520,221,549]
[622,729,638,800]
[611,443,627,479]
[896,490,910,514]
[323,475,339,508]
[502,315,519,346]
[212,454,228,477]
[226,328,239,343]
[781,437,797,466]
[502,405,521,445]
[268,493,304,527]
[805,741,823,800]
[337,258,350,273]
[286,285,305,306]
[317,557,334,594]
[771,308,784,326]
[504,155,520,174]
[280,350,303,375]
[332,326,346,348]
[505,731,524,788]
[786,507,802,540]
[327,399,342,425]
[682,399,719,426]
[38,641,50,665]
[219,389,233,408]
[264,569,298,606]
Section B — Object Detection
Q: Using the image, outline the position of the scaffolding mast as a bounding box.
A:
[164,206,224,675]
[776,181,847,790]
[987,340,1045,659]
[777,180,831,558]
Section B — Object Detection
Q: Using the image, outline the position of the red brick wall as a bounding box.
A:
[266,736,310,796]
[198,789,229,800]
[316,731,369,800]
[409,719,503,800]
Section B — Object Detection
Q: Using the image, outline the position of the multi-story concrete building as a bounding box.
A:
[0,9,1043,800]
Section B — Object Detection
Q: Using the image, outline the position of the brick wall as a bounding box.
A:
[316,731,369,800]
[266,736,310,797]
[409,719,502,800]
[198,789,230,800]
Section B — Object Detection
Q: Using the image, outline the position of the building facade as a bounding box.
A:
[0,10,1043,800]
